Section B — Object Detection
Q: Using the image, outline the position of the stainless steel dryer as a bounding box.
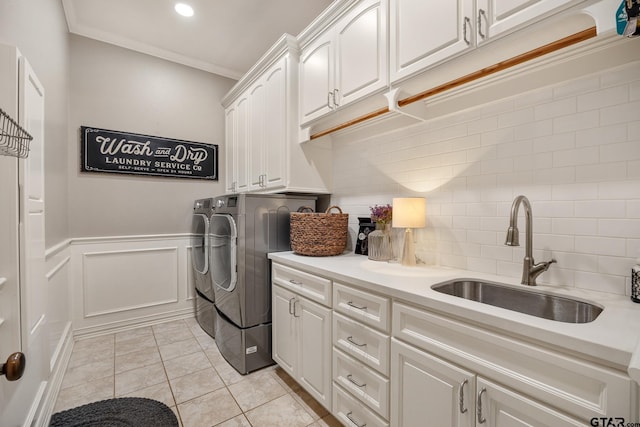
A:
[191,198,216,338]
[210,193,316,374]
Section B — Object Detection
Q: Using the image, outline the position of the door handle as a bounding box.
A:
[477,387,487,424]
[459,379,468,413]
[463,16,472,45]
[1,352,26,381]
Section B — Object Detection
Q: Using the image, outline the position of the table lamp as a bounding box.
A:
[392,197,426,266]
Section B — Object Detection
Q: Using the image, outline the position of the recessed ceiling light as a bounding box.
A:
[174,3,194,17]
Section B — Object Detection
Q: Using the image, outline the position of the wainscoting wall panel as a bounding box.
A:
[82,247,179,317]
[70,234,195,337]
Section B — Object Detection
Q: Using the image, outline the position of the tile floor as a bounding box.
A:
[53,317,341,427]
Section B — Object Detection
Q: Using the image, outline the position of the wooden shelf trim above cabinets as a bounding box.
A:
[309,26,597,141]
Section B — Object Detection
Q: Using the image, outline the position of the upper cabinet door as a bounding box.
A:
[248,82,265,191]
[390,0,474,83]
[299,32,334,125]
[263,58,287,189]
[224,105,236,193]
[335,0,388,108]
[476,0,574,44]
[235,96,249,193]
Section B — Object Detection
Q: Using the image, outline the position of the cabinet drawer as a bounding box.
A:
[334,312,390,375]
[333,383,389,427]
[392,302,633,421]
[333,282,390,332]
[272,263,332,306]
[333,348,390,419]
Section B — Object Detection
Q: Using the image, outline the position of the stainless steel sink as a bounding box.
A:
[431,280,602,323]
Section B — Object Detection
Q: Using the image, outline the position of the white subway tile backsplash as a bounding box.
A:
[534,98,575,121]
[333,61,640,296]
[577,85,629,112]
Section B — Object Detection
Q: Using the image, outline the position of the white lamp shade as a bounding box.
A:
[392,198,426,228]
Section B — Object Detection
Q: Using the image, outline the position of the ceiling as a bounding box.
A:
[62,0,334,80]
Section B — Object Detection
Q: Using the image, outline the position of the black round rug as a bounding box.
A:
[50,397,178,427]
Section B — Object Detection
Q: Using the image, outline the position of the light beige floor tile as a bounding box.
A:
[244,393,314,427]
[115,334,157,356]
[203,345,226,367]
[122,380,175,408]
[213,360,245,386]
[163,351,211,380]
[290,387,329,420]
[152,319,188,333]
[61,357,114,389]
[177,388,242,427]
[115,346,161,374]
[184,316,199,330]
[115,326,153,343]
[158,336,202,361]
[53,376,114,413]
[192,329,216,350]
[215,414,251,427]
[68,335,115,368]
[170,406,183,427]
[154,324,194,346]
[271,367,302,393]
[228,370,287,412]
[115,361,167,396]
[169,367,225,404]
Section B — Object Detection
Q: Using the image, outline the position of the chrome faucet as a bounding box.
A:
[505,195,556,286]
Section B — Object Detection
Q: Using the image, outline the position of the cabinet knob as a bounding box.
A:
[1,352,26,381]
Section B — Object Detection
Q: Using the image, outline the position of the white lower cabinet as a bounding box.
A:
[391,339,583,427]
[272,266,333,409]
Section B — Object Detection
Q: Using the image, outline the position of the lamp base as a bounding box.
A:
[401,228,415,266]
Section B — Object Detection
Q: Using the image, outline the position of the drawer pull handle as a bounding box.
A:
[477,387,487,424]
[288,297,296,315]
[347,336,367,347]
[292,299,300,318]
[289,279,302,286]
[346,411,366,427]
[347,301,367,311]
[347,374,366,388]
[459,379,468,413]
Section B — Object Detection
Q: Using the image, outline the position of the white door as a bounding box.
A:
[335,0,388,107]
[476,0,573,43]
[477,377,584,426]
[299,31,334,125]
[272,285,297,377]
[248,81,265,191]
[224,105,236,193]
[391,339,475,427]
[0,50,47,427]
[390,0,474,83]
[297,296,332,409]
[263,58,287,190]
[235,96,249,193]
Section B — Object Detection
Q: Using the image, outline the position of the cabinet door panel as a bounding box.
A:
[336,0,387,105]
[391,339,474,427]
[224,106,236,193]
[235,96,249,192]
[477,0,573,42]
[390,0,474,82]
[299,34,333,124]
[299,297,332,409]
[272,285,297,377]
[263,60,286,189]
[248,83,265,191]
[477,377,584,427]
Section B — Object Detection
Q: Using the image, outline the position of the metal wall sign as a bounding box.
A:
[80,126,218,180]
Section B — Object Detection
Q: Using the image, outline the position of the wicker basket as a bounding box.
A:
[290,205,349,256]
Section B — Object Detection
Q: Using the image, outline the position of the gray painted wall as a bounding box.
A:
[0,0,70,247]
[68,35,235,237]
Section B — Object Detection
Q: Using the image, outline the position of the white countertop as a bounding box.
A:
[269,251,640,381]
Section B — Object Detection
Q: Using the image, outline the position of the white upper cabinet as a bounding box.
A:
[222,34,332,194]
[476,0,576,45]
[390,0,475,83]
[300,0,388,125]
[390,0,577,83]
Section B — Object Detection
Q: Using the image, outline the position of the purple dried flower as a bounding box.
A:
[370,204,392,225]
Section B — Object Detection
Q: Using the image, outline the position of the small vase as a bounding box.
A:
[368,223,393,261]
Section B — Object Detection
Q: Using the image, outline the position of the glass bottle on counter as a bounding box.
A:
[368,222,393,261]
